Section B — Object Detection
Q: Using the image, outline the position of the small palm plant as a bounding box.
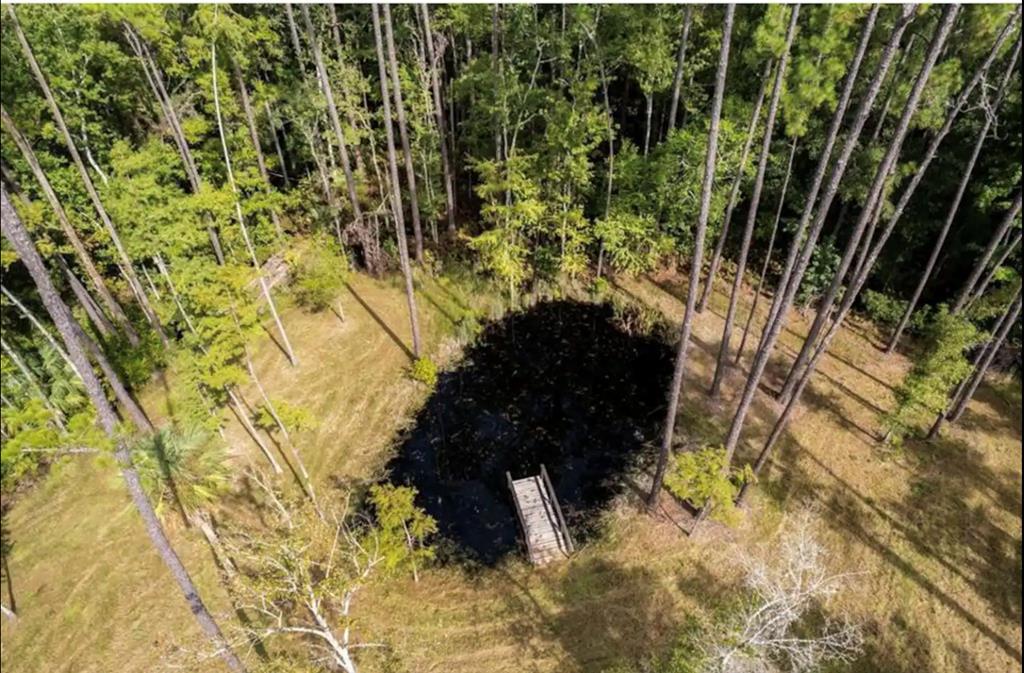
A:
[131,426,231,522]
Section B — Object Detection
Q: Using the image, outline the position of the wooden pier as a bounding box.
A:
[507,464,575,565]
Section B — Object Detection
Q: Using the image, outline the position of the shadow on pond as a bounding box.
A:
[385,300,674,565]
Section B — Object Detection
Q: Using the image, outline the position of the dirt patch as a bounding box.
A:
[385,300,674,564]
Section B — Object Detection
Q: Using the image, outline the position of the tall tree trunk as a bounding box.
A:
[0,105,138,344]
[211,42,299,367]
[952,191,1023,313]
[284,3,306,72]
[939,288,1022,430]
[710,7,798,401]
[647,4,734,510]
[233,61,283,237]
[736,137,797,364]
[383,5,425,263]
[666,6,693,135]
[1,183,247,673]
[742,8,960,487]
[778,5,959,404]
[9,7,167,346]
[372,4,423,359]
[886,35,1020,352]
[723,5,892,458]
[419,4,457,235]
[643,92,654,157]
[964,230,1022,313]
[59,256,116,339]
[698,59,773,313]
[869,34,917,144]
[301,5,366,252]
[780,7,1018,400]
[1,283,80,377]
[263,99,291,188]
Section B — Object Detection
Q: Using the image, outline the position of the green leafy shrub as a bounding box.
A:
[611,296,669,339]
[796,238,840,308]
[290,235,347,312]
[862,288,931,332]
[663,446,752,526]
[369,483,438,580]
[410,357,438,388]
[595,212,674,276]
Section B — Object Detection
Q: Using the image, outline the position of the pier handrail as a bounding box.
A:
[539,464,575,554]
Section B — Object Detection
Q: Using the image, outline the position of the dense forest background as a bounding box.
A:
[0,4,1022,671]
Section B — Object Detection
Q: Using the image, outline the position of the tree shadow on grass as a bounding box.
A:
[345,282,415,362]
[755,425,1023,664]
[498,557,696,672]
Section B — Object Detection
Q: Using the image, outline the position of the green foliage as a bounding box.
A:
[861,289,930,333]
[883,308,983,445]
[289,236,347,312]
[610,295,669,339]
[410,356,438,388]
[663,446,751,526]
[255,400,317,436]
[368,483,438,579]
[130,427,230,519]
[595,213,672,276]
[796,237,840,308]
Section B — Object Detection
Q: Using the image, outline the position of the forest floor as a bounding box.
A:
[1,266,1020,673]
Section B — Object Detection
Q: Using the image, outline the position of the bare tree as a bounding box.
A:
[372,4,423,359]
[648,4,735,509]
[1,182,247,672]
[705,511,863,673]
[711,7,798,400]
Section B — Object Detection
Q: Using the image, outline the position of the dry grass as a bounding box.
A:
[1,268,1020,673]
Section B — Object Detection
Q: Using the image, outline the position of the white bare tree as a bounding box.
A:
[705,511,864,673]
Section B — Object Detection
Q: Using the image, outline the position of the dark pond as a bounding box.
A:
[385,300,674,564]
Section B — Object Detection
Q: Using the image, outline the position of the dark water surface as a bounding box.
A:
[386,300,674,564]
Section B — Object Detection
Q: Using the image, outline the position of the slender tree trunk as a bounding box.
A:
[1,105,138,344]
[301,6,365,247]
[964,231,1022,313]
[71,318,154,433]
[419,4,457,235]
[59,257,116,339]
[372,4,423,359]
[742,8,960,491]
[2,283,80,376]
[886,36,1021,352]
[211,43,298,367]
[711,8,797,400]
[870,34,917,144]
[643,92,654,157]
[1,183,247,673]
[263,99,291,188]
[941,289,1022,427]
[698,59,773,313]
[952,191,1023,313]
[285,3,306,72]
[0,336,66,430]
[666,6,693,135]
[233,61,283,237]
[9,7,168,345]
[723,5,892,458]
[382,5,424,263]
[736,137,797,364]
[647,4,734,510]
[780,7,1018,401]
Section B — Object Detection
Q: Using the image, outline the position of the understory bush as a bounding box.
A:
[611,295,670,339]
[410,357,438,388]
[663,446,752,526]
[289,235,347,312]
[861,288,931,332]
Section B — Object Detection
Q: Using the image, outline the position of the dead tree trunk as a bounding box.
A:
[647,4,734,509]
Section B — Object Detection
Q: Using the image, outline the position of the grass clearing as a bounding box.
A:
[1,268,1020,673]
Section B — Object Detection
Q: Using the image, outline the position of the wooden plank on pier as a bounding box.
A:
[508,469,573,565]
